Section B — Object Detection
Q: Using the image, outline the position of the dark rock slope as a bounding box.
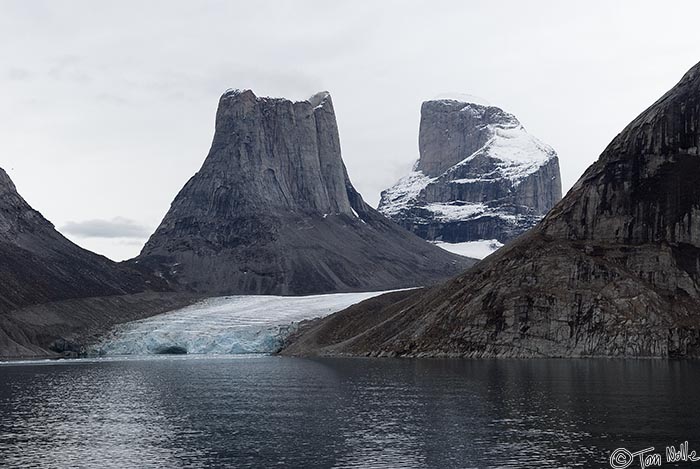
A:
[0,292,196,358]
[378,98,562,243]
[133,90,474,295]
[0,168,152,311]
[0,168,179,357]
[282,61,700,358]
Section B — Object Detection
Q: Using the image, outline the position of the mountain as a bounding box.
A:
[132,90,474,295]
[282,61,700,359]
[378,97,562,244]
[0,168,185,357]
[0,168,151,311]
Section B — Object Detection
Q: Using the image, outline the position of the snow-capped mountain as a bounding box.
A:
[378,97,562,244]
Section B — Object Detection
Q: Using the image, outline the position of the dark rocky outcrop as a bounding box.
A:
[378,98,562,243]
[281,61,700,358]
[132,90,474,295]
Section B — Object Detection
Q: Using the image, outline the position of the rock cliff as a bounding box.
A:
[378,98,562,243]
[133,90,474,295]
[282,61,700,358]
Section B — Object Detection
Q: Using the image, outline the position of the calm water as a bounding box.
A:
[0,357,699,468]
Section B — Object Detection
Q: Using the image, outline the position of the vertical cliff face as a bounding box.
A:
[281,61,700,359]
[134,90,474,295]
[378,98,562,243]
[0,167,152,314]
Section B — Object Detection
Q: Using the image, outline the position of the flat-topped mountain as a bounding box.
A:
[378,97,562,243]
[133,90,474,295]
[282,61,700,358]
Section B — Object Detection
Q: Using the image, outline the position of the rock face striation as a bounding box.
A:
[281,61,700,358]
[133,90,473,295]
[378,97,562,243]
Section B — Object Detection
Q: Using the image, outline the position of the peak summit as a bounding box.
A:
[219,89,334,109]
[308,90,331,108]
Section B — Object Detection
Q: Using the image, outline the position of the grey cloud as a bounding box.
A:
[48,55,92,83]
[7,68,31,81]
[61,217,151,239]
[115,239,147,246]
[95,91,130,105]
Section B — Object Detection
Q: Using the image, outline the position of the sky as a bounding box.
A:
[2,0,700,261]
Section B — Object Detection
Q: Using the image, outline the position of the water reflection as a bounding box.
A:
[0,362,212,467]
[0,357,698,468]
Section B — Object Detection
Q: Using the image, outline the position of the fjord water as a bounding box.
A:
[1,357,699,468]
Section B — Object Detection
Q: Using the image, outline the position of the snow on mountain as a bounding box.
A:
[378,170,433,218]
[450,123,557,182]
[433,239,504,260]
[378,97,562,244]
[91,291,393,356]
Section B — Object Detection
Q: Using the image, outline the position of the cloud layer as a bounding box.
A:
[61,217,151,239]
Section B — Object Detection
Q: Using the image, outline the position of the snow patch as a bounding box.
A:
[378,170,434,217]
[446,123,556,184]
[433,240,504,260]
[426,202,487,222]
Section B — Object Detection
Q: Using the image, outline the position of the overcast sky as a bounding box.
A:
[2,1,700,261]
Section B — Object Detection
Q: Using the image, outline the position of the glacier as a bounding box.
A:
[91,291,391,356]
